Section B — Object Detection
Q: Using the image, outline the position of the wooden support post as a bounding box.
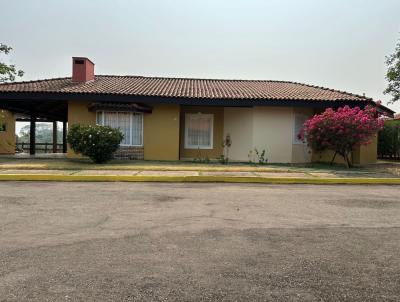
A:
[29,113,36,155]
[53,121,58,153]
[62,121,67,153]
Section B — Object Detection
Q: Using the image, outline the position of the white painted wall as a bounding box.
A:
[223,107,253,161]
[253,106,293,163]
[291,107,313,163]
[224,106,298,163]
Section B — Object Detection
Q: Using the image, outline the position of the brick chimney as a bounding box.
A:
[72,57,95,83]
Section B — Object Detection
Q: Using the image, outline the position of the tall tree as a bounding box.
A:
[384,39,400,103]
[0,43,24,83]
[0,43,24,149]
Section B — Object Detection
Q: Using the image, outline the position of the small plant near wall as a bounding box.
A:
[248,148,268,165]
[193,148,210,163]
[218,134,232,164]
[256,149,268,164]
[217,154,228,164]
[67,124,123,164]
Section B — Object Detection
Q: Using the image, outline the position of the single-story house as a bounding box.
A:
[0,57,394,164]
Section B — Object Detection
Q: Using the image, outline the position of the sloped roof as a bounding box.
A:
[0,75,371,102]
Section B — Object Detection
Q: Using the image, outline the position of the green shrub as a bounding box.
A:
[378,120,400,159]
[67,124,123,163]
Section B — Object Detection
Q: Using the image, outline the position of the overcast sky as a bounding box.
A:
[2,0,400,118]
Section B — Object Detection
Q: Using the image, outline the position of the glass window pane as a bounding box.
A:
[96,111,103,125]
[98,111,143,146]
[185,114,213,148]
[132,113,143,146]
[104,112,119,129]
[118,112,131,145]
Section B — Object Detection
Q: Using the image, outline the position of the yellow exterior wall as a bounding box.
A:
[144,104,180,161]
[312,149,349,165]
[65,101,378,164]
[312,135,377,165]
[67,101,96,158]
[67,101,180,160]
[223,107,253,161]
[353,135,378,165]
[0,109,15,154]
[180,106,224,159]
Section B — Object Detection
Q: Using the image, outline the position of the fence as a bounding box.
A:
[16,142,64,153]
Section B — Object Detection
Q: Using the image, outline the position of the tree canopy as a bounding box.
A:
[18,123,63,144]
[384,39,400,103]
[0,43,24,83]
[298,106,384,168]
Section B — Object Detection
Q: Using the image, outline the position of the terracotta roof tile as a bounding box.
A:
[0,75,370,102]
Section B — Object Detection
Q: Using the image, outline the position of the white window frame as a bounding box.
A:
[96,111,143,147]
[184,113,214,149]
[293,113,308,145]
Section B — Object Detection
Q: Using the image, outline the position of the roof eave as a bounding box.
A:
[0,90,374,108]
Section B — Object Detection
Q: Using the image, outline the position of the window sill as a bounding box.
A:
[120,144,144,147]
[184,146,213,150]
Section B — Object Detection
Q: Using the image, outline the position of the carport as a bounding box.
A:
[0,98,68,155]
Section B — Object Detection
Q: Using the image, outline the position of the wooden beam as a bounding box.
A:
[53,121,58,153]
[62,121,67,153]
[0,102,66,121]
[29,113,36,155]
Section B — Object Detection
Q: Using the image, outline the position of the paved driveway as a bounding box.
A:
[0,182,399,301]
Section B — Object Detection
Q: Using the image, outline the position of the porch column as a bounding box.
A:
[29,113,36,155]
[62,121,67,153]
[52,121,58,153]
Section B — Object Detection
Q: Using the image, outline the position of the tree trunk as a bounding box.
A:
[349,152,353,168]
[344,152,352,168]
[330,152,337,166]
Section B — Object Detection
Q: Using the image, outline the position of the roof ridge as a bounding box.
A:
[96,75,370,100]
[96,74,294,83]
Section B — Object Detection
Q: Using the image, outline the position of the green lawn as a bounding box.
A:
[0,156,394,174]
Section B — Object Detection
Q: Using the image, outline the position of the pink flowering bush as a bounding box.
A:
[298,105,384,167]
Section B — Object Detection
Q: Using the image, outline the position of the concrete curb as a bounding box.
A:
[0,174,399,184]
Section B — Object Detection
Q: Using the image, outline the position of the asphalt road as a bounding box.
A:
[0,182,399,301]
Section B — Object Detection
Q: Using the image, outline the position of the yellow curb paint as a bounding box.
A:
[0,174,399,185]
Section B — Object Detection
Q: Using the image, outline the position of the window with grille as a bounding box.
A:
[96,111,143,146]
[184,113,213,149]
